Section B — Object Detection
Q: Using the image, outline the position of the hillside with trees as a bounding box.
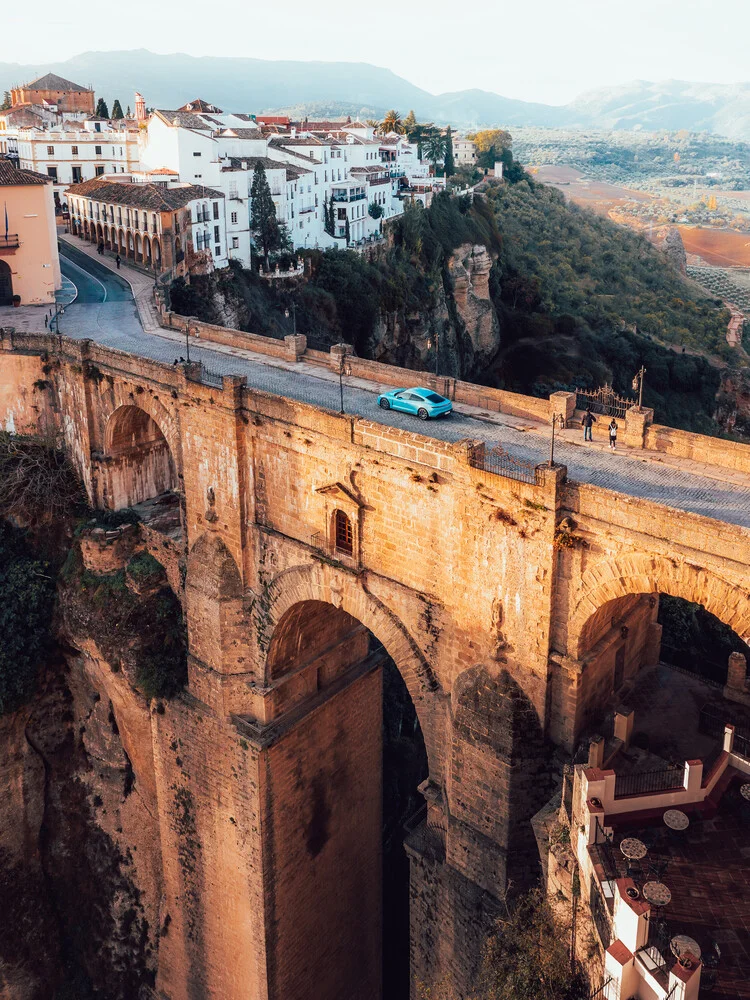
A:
[172,160,735,436]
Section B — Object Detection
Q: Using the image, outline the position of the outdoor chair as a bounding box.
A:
[626,860,643,881]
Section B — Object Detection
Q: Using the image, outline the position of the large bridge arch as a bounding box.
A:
[258,563,439,711]
[554,552,750,749]
[102,403,180,510]
[569,552,750,656]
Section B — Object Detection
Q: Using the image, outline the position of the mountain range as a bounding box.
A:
[3,50,750,139]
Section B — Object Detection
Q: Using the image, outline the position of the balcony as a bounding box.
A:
[0,234,19,253]
[332,192,366,202]
[195,211,210,223]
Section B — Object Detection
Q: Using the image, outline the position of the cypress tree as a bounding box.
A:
[251,162,285,269]
[443,127,455,178]
[0,92,11,111]
[345,217,350,245]
[111,99,124,120]
[126,105,131,117]
[95,98,109,119]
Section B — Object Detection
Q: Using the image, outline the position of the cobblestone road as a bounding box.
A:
[23,245,750,530]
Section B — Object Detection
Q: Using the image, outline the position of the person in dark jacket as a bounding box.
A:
[582,407,596,442]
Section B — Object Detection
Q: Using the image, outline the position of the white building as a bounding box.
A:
[454,137,477,166]
[15,119,139,211]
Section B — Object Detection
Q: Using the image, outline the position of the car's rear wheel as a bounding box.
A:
[418,408,429,421]
[379,398,390,409]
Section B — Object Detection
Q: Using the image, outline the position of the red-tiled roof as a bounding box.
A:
[0,162,51,186]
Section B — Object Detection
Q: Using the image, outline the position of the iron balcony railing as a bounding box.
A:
[0,234,20,249]
[613,764,683,799]
[590,882,612,947]
[468,442,543,486]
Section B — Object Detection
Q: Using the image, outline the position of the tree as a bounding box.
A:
[423,132,445,173]
[0,91,11,111]
[324,193,335,237]
[379,109,405,135]
[408,122,436,159]
[404,109,417,134]
[443,126,455,178]
[477,890,589,1000]
[469,128,512,154]
[126,105,131,117]
[368,201,384,219]
[95,98,110,119]
[345,217,351,245]
[250,162,287,269]
[111,99,124,120]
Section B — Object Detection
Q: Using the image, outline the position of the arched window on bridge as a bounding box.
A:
[103,404,179,517]
[334,509,353,556]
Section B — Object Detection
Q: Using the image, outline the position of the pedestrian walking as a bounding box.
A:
[608,418,618,451]
[581,407,596,442]
[115,254,121,270]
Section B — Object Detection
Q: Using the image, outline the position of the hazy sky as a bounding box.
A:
[8,0,750,104]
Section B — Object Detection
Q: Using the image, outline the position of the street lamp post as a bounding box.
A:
[185,320,191,364]
[285,305,297,336]
[549,412,565,467]
[632,366,646,410]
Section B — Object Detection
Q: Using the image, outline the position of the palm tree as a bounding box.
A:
[379,109,405,135]
[423,132,446,172]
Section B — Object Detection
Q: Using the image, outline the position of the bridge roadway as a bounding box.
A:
[54,243,750,530]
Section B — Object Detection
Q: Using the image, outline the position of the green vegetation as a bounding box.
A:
[0,432,86,524]
[172,167,735,435]
[95,98,109,119]
[111,99,124,120]
[62,549,187,701]
[0,522,56,715]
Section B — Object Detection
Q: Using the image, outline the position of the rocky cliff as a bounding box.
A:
[0,525,184,1000]
[716,367,750,437]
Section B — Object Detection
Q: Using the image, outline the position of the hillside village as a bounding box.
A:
[0,73,492,280]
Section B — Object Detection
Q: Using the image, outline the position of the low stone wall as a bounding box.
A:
[645,422,750,473]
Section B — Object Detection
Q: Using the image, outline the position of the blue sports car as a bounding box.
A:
[377,386,453,420]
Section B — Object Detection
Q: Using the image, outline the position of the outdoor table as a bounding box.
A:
[663,809,689,831]
[741,783,750,802]
[620,837,648,860]
[643,881,671,906]
[671,934,701,962]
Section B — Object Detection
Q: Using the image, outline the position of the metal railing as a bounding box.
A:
[575,383,634,419]
[185,362,224,388]
[613,763,684,799]
[0,234,19,249]
[468,443,543,486]
[589,977,618,1000]
[734,730,750,759]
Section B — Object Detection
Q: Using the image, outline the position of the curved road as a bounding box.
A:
[55,243,750,529]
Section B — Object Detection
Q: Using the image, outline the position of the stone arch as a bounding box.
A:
[135,232,142,262]
[118,227,125,253]
[127,230,134,255]
[96,221,103,244]
[569,553,750,658]
[144,235,152,266]
[258,563,439,746]
[103,402,180,509]
[152,238,161,266]
[185,531,246,680]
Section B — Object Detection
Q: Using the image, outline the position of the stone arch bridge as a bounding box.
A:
[2,333,750,1000]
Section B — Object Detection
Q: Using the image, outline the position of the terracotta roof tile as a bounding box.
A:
[0,162,51,186]
[65,178,223,210]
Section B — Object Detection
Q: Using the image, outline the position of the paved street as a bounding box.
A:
[4,242,750,529]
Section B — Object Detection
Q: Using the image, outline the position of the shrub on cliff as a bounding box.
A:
[0,432,86,525]
[0,522,56,714]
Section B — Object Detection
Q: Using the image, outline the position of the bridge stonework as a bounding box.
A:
[3,333,750,1000]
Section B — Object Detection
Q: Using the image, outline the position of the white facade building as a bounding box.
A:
[15,119,140,210]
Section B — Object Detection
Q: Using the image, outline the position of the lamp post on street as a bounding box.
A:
[285,304,297,336]
[632,365,646,410]
[549,412,565,467]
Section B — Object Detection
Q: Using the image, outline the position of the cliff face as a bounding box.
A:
[716,367,750,437]
[0,530,178,1000]
[367,242,501,379]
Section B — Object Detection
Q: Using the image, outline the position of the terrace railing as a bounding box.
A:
[590,881,612,948]
[613,764,683,799]
[734,730,750,760]
[467,443,543,486]
[701,740,725,783]
[575,383,634,419]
